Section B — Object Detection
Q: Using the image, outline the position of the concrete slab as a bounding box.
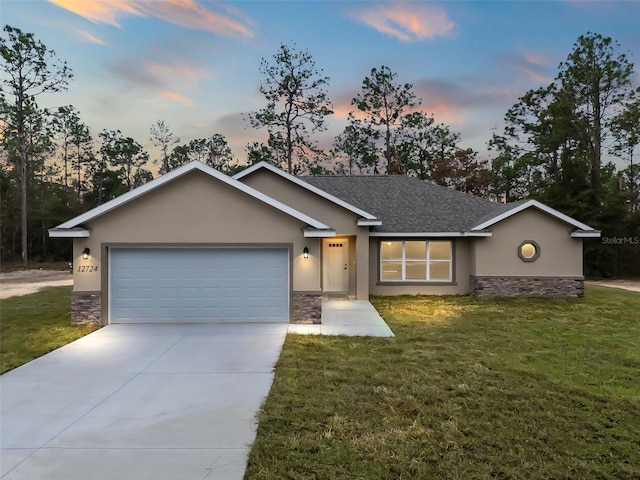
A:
[0,450,35,477]
[0,448,249,480]
[288,299,394,337]
[1,306,391,477]
[0,324,287,480]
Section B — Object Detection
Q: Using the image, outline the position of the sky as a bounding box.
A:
[2,0,639,170]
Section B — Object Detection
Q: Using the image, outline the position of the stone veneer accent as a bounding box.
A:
[71,293,102,325]
[470,276,584,298]
[71,292,321,325]
[292,293,322,324]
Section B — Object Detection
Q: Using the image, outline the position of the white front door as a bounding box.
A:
[323,239,349,293]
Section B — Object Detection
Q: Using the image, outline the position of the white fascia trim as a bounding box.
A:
[53,161,330,231]
[303,228,337,238]
[472,199,596,232]
[571,231,601,238]
[370,231,493,238]
[48,228,90,238]
[234,161,379,221]
[357,219,383,226]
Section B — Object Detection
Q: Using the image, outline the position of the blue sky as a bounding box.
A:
[3,0,639,167]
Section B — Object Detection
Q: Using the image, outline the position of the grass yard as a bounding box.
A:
[246,286,640,480]
[0,286,98,374]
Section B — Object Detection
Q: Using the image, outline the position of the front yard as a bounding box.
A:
[1,285,638,478]
[246,286,640,479]
[0,286,98,374]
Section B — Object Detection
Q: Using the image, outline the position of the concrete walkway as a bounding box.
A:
[288,298,394,337]
[0,324,287,480]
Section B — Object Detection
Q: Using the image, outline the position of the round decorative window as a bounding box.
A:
[518,241,540,262]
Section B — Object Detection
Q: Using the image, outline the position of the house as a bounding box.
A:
[49,161,600,326]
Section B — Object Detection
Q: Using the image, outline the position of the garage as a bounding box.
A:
[109,247,289,323]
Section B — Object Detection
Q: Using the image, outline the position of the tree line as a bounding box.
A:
[1,25,638,276]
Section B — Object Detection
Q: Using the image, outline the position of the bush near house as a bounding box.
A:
[246,286,640,480]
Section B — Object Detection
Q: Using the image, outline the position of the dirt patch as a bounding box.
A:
[0,270,73,300]
[586,279,640,293]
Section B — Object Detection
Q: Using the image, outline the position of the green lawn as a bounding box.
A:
[246,286,640,480]
[0,286,98,374]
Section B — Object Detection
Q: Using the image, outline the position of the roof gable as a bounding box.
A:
[471,199,599,236]
[50,161,332,237]
[234,162,379,223]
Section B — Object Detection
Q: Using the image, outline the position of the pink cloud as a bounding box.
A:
[159,90,194,106]
[144,59,209,84]
[512,49,554,84]
[347,2,454,42]
[49,0,254,38]
[74,29,107,46]
[49,0,144,26]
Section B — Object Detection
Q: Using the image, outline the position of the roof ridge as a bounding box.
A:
[307,174,497,207]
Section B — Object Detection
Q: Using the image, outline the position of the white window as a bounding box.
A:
[380,240,452,282]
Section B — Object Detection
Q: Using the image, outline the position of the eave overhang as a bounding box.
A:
[303,228,337,238]
[48,227,90,238]
[370,231,492,238]
[570,230,601,238]
[357,218,383,226]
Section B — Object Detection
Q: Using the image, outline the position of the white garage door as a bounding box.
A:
[109,248,289,323]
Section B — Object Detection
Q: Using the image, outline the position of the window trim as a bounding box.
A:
[518,240,540,262]
[379,239,454,283]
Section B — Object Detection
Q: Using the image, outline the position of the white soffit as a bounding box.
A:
[48,228,90,238]
[235,161,380,221]
[570,231,602,238]
[357,219,383,226]
[370,231,492,238]
[303,228,337,238]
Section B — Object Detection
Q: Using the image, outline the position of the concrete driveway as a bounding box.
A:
[0,323,287,480]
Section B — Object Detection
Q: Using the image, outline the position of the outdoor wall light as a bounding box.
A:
[303,246,309,259]
[82,247,91,259]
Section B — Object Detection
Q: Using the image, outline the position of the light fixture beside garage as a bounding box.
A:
[303,246,309,259]
[82,247,91,259]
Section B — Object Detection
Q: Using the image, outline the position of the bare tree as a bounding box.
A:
[248,44,333,174]
[149,120,179,175]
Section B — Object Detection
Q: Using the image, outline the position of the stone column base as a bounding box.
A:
[470,276,584,298]
[71,292,102,325]
[292,293,322,324]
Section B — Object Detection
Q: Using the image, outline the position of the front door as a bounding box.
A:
[323,239,349,293]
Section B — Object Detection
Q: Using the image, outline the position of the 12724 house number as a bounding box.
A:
[77,265,99,273]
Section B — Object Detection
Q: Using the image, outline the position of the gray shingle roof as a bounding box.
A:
[302,175,503,233]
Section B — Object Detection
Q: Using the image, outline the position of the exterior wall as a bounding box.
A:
[473,208,583,277]
[470,208,584,298]
[241,169,370,299]
[369,238,472,295]
[72,170,322,323]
